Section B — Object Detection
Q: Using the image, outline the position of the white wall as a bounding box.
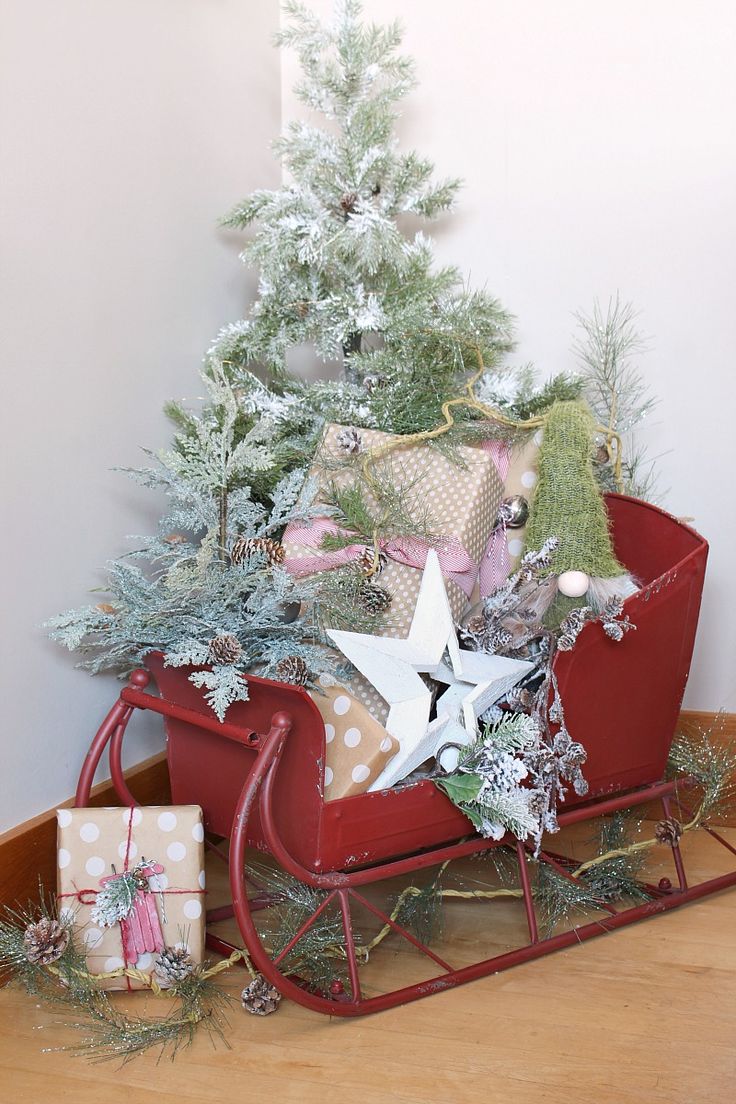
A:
[0,1,281,831]
[283,0,736,712]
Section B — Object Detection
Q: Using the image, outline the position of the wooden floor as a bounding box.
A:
[1,823,735,1104]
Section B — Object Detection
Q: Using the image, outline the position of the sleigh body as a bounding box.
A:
[76,495,736,1015]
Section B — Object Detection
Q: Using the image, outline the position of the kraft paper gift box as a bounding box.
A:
[309,673,400,800]
[469,430,543,602]
[501,431,542,572]
[56,805,206,990]
[284,424,504,723]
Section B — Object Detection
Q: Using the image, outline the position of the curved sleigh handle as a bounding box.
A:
[74,669,151,808]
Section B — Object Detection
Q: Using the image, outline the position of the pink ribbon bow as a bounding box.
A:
[282,518,479,598]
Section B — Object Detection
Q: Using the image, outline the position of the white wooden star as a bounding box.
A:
[434,650,534,737]
[328,548,461,679]
[327,551,533,792]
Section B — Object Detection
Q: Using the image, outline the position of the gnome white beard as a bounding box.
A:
[586,573,639,612]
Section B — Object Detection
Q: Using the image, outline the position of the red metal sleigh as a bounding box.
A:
[74,494,736,1015]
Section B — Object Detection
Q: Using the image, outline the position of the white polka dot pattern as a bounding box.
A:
[501,434,541,571]
[309,682,399,799]
[118,839,138,861]
[57,805,206,991]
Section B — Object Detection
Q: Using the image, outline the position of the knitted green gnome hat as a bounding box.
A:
[523,400,637,609]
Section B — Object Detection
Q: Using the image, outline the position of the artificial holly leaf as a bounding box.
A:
[435,772,483,806]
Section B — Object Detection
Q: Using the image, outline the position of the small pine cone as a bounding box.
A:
[654,818,683,846]
[208,633,243,666]
[335,426,362,455]
[339,191,359,215]
[23,918,69,966]
[464,614,486,637]
[231,535,285,568]
[357,546,387,578]
[362,373,385,394]
[154,946,194,986]
[95,603,116,615]
[241,973,281,1016]
[358,581,392,615]
[274,655,310,686]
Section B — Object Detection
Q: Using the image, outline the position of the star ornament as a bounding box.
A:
[327,551,533,791]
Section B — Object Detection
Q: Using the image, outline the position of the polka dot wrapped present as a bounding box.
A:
[284,424,504,634]
[56,805,205,990]
[310,675,400,800]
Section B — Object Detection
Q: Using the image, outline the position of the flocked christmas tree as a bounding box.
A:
[207,0,517,433]
[47,0,650,721]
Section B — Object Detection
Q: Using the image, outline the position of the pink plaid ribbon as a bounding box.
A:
[283,519,478,598]
[478,440,512,596]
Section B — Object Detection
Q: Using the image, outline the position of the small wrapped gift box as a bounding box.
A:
[283,423,504,635]
[56,805,205,990]
[309,674,400,800]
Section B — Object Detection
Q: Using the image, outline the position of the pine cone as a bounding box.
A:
[339,191,359,215]
[208,633,243,666]
[358,581,392,615]
[274,655,310,686]
[241,973,281,1016]
[358,546,387,578]
[654,818,683,846]
[335,427,362,454]
[154,946,194,986]
[362,373,385,393]
[231,535,285,568]
[23,918,69,965]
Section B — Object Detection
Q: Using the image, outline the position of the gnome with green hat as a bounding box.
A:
[522,401,638,617]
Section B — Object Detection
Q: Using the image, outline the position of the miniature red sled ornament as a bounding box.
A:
[74,495,736,1015]
[97,861,166,961]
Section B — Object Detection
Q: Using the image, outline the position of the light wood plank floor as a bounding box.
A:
[2,823,735,1104]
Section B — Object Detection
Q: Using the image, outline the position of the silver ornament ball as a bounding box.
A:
[496,494,529,529]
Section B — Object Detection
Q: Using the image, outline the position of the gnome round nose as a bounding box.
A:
[557,570,590,598]
[520,400,638,617]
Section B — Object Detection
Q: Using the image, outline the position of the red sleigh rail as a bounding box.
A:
[74,495,736,1015]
